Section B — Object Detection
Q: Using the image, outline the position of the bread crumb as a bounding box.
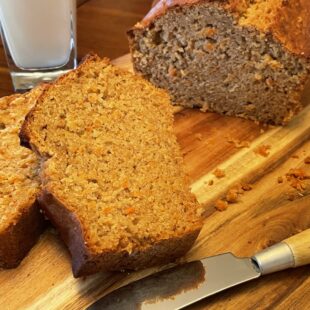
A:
[304,156,310,164]
[277,176,283,183]
[226,189,239,203]
[213,168,225,178]
[208,179,214,186]
[230,183,243,194]
[195,133,203,141]
[214,183,254,211]
[286,168,309,180]
[289,178,306,191]
[214,199,228,211]
[284,168,309,192]
[241,183,253,191]
[226,136,250,148]
[254,144,271,157]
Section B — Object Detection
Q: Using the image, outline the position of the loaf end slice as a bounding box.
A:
[0,90,46,268]
[21,54,203,277]
[128,0,310,125]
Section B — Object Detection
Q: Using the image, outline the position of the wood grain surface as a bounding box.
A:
[0,1,309,309]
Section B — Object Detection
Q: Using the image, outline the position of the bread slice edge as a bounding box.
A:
[39,190,201,277]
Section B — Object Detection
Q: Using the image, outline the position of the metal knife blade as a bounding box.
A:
[88,253,261,310]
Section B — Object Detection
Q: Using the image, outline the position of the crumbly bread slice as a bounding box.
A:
[0,88,45,268]
[21,54,203,277]
[128,0,310,125]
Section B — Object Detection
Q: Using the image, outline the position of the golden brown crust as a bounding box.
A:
[19,92,49,151]
[266,0,310,58]
[0,201,45,269]
[133,0,204,30]
[39,189,200,278]
[132,0,310,58]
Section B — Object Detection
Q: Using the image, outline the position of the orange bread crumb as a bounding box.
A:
[213,168,226,178]
[241,183,253,191]
[254,144,271,157]
[214,199,228,211]
[226,189,239,203]
[286,168,309,180]
[226,136,250,148]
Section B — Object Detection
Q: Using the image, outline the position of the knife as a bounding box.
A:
[89,229,310,310]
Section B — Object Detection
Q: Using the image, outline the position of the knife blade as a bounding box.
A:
[88,229,310,310]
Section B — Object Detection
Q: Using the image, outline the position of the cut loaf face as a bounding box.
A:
[21,54,203,277]
[0,88,45,269]
[128,0,310,125]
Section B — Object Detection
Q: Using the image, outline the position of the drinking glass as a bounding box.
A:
[0,0,77,92]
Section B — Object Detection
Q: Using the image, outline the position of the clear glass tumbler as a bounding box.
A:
[0,0,77,92]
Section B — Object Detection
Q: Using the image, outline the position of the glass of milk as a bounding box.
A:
[0,0,77,92]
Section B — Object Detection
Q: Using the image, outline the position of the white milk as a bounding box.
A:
[0,0,76,69]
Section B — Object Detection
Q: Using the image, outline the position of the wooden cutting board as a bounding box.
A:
[1,55,310,310]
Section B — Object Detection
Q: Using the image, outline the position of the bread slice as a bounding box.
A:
[20,54,203,277]
[0,88,45,268]
[128,0,310,125]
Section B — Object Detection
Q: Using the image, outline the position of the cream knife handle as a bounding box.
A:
[252,229,310,275]
[283,228,310,267]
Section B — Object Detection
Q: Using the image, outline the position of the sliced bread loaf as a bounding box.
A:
[0,88,45,268]
[21,54,203,277]
[128,0,310,125]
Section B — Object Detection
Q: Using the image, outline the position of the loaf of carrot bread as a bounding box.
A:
[21,54,203,277]
[128,0,310,125]
[0,89,45,268]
